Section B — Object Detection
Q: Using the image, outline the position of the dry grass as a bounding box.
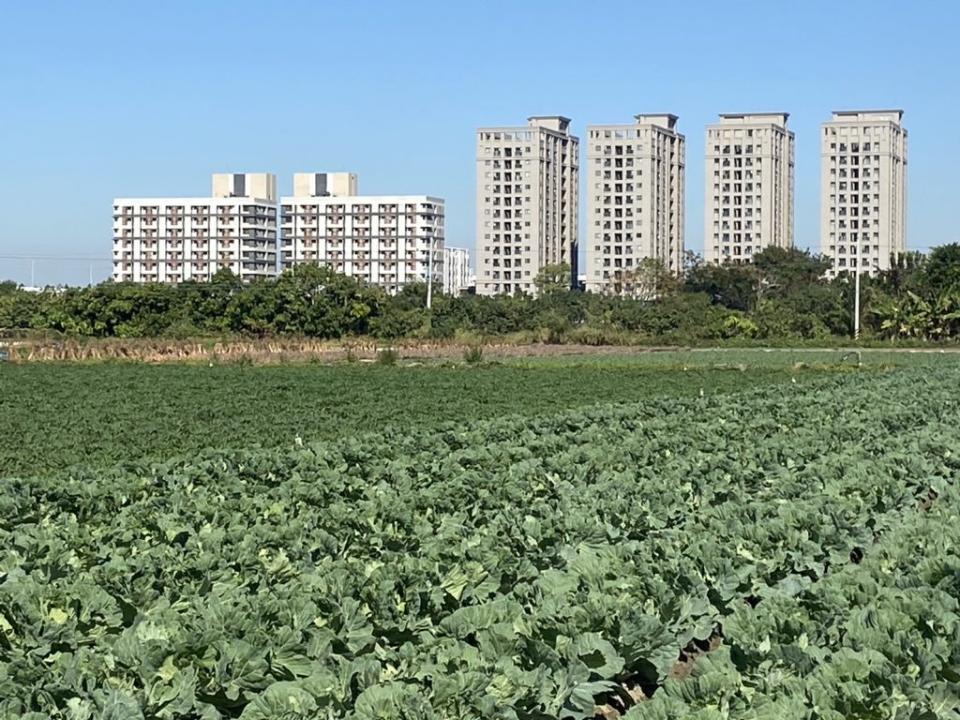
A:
[1,337,681,364]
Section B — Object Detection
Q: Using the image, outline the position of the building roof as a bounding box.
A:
[719,112,790,120]
[830,109,904,122]
[112,196,275,204]
[635,113,679,121]
[278,194,444,203]
[635,113,679,130]
[832,108,904,115]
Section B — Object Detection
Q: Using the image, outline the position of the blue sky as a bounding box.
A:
[1,0,957,285]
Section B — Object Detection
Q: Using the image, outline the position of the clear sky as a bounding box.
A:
[1,0,957,285]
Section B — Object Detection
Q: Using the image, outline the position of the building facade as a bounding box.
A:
[280,173,444,294]
[704,113,794,265]
[442,247,471,295]
[475,116,579,295]
[820,110,907,277]
[585,114,685,295]
[113,173,278,284]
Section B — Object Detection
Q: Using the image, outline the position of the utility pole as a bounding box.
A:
[426,236,434,310]
[853,241,861,339]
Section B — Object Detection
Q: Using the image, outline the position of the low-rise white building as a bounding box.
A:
[280,173,444,294]
[113,173,278,284]
[442,247,471,295]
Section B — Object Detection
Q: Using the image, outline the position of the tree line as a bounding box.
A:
[2,244,960,344]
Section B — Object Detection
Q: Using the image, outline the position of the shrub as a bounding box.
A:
[722,314,760,339]
[463,345,484,364]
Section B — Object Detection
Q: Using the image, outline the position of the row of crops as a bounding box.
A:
[0,360,814,477]
[2,367,959,718]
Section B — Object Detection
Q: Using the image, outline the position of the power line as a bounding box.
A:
[0,254,113,287]
[0,254,112,262]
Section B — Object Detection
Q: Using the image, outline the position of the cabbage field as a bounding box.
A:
[0,356,821,477]
[2,357,960,718]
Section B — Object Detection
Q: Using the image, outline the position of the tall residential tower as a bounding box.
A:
[704,113,794,265]
[585,114,685,294]
[476,116,579,295]
[820,110,907,276]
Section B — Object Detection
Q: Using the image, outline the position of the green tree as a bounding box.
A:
[919,243,960,298]
[533,263,572,296]
[681,250,703,276]
[684,262,756,311]
[872,288,960,341]
[370,282,428,339]
[255,264,382,337]
[751,246,832,300]
[612,258,679,300]
[875,251,925,294]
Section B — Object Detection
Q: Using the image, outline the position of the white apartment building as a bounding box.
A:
[820,110,907,277]
[585,114,685,295]
[704,113,795,265]
[280,173,444,293]
[476,116,579,295]
[113,173,278,284]
[442,246,471,295]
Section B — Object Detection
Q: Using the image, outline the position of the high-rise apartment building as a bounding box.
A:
[280,174,444,293]
[820,110,907,277]
[442,247,471,295]
[585,114,685,294]
[704,113,794,265]
[475,116,579,295]
[113,173,278,284]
